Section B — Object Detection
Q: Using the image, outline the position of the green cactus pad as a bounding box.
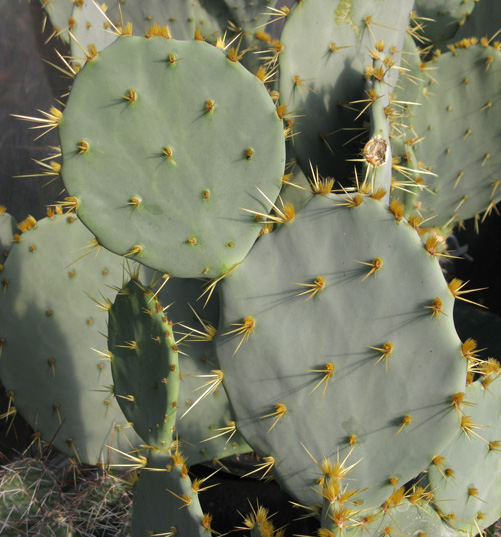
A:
[0,214,142,464]
[70,0,278,73]
[429,376,501,533]
[70,0,118,66]
[405,43,501,227]
[150,275,252,463]
[215,193,466,512]
[131,450,214,537]
[278,0,413,183]
[39,0,73,42]
[414,0,477,44]
[59,35,285,278]
[449,0,501,49]
[108,277,180,450]
[342,499,460,537]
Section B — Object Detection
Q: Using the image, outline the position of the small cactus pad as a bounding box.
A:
[216,193,466,512]
[428,376,501,533]
[58,35,285,278]
[149,275,252,463]
[278,0,413,182]
[0,214,142,464]
[403,43,501,227]
[108,277,180,450]
[131,450,214,537]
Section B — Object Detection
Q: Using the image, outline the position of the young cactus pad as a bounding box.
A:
[58,35,285,278]
[216,193,466,513]
[0,214,142,464]
[148,274,251,463]
[108,276,180,450]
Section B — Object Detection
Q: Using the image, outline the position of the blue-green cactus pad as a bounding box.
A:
[59,35,285,278]
[449,0,501,49]
[278,0,413,182]
[344,499,461,537]
[429,377,501,533]
[407,44,501,227]
[39,0,73,42]
[131,450,212,537]
[216,193,466,512]
[0,215,142,464]
[413,0,477,43]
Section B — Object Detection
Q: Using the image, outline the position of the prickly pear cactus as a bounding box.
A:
[58,35,285,278]
[413,0,478,43]
[108,275,180,451]
[39,0,74,42]
[429,375,501,534]
[130,450,215,537]
[394,42,501,228]
[0,214,142,464]
[150,276,252,462]
[278,0,413,183]
[216,193,466,515]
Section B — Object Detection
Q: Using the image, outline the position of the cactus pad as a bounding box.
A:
[151,275,252,463]
[278,0,413,182]
[429,376,501,533]
[404,43,501,227]
[108,276,180,450]
[58,35,285,278]
[216,193,466,512]
[0,214,142,464]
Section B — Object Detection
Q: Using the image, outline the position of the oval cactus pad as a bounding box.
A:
[216,194,466,512]
[59,35,285,278]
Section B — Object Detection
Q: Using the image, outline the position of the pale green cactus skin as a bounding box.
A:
[5,0,501,535]
[108,277,180,451]
[0,214,143,465]
[58,35,285,279]
[216,193,466,516]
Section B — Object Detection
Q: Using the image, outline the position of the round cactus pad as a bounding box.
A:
[0,215,142,464]
[59,35,285,278]
[216,194,466,512]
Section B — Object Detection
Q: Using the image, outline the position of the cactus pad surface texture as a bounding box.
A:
[0,214,142,464]
[58,35,285,278]
[216,193,466,517]
[278,0,413,183]
[108,276,180,450]
[397,42,501,227]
